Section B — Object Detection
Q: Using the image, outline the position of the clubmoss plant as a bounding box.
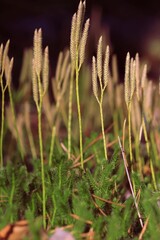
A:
[70,0,90,168]
[92,36,109,160]
[1,1,160,238]
[124,52,136,163]
[32,28,49,228]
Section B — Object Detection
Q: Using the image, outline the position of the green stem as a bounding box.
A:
[75,54,83,169]
[68,69,74,159]
[0,85,5,168]
[37,75,46,228]
[128,103,136,193]
[150,159,157,191]
[38,105,46,228]
[99,101,107,160]
[135,135,143,178]
[128,104,132,163]
[150,131,159,166]
[49,126,56,167]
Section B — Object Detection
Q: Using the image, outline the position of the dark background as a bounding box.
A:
[0,0,160,85]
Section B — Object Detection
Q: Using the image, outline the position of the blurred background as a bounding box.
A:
[0,0,160,85]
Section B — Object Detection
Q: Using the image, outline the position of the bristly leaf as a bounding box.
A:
[42,46,49,94]
[124,52,130,108]
[130,58,136,98]
[103,45,109,88]
[2,40,10,75]
[70,13,77,65]
[75,1,83,49]
[79,19,90,68]
[141,64,147,90]
[0,44,4,73]
[135,53,140,100]
[97,36,103,84]
[60,50,70,86]
[5,57,14,86]
[61,63,71,96]
[70,0,89,71]
[55,51,63,83]
[32,59,38,104]
[33,28,42,75]
[92,56,98,101]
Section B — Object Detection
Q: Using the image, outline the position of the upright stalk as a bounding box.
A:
[135,134,142,178]
[70,1,90,168]
[99,100,107,160]
[0,83,5,168]
[68,69,74,160]
[36,73,46,228]
[92,38,109,161]
[49,126,56,167]
[76,53,83,168]
[37,98,46,228]
[124,53,135,164]
[128,104,133,162]
[32,29,49,228]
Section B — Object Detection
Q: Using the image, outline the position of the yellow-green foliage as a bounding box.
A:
[0,1,160,236]
[92,36,110,160]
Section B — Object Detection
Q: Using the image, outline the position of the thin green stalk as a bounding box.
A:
[135,135,143,178]
[0,73,8,168]
[149,159,157,191]
[128,104,133,163]
[37,104,46,228]
[92,40,109,161]
[32,29,49,228]
[99,100,107,160]
[37,75,46,228]
[49,126,56,167]
[75,53,83,169]
[68,69,74,160]
[150,131,159,166]
[127,103,136,193]
[142,118,149,154]
[0,87,5,168]
[8,85,24,160]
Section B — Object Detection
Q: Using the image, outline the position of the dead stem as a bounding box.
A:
[118,136,144,229]
[92,194,125,208]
